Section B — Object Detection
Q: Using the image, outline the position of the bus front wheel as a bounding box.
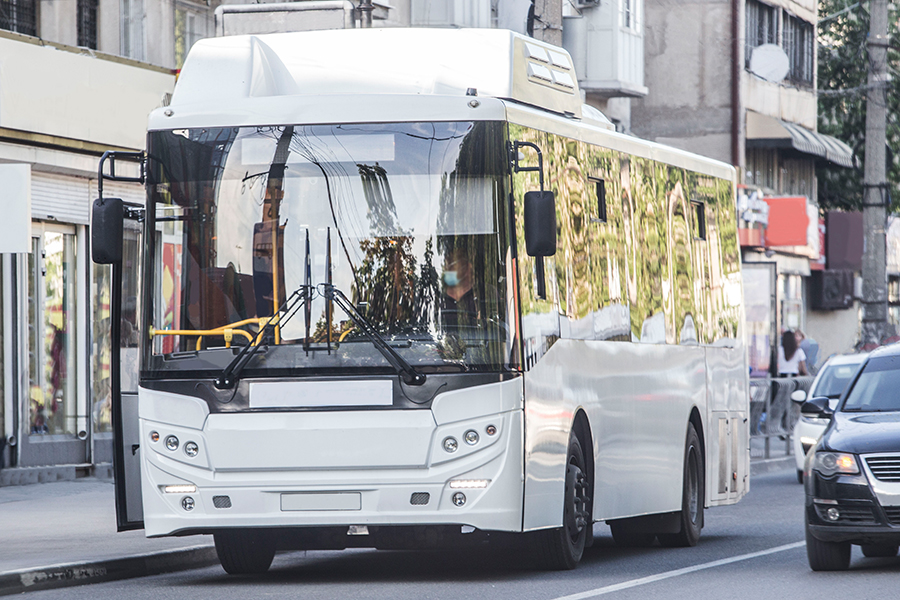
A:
[532,433,591,570]
[214,529,277,575]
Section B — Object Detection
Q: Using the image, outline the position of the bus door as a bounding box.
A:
[92,152,146,531]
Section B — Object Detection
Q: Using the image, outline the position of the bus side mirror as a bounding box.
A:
[92,197,124,264]
[524,190,556,257]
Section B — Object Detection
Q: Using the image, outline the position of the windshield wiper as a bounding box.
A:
[214,286,311,389]
[322,284,426,386]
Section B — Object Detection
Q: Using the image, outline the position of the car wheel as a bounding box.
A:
[214,529,277,575]
[861,544,899,558]
[797,469,804,484]
[658,423,704,548]
[610,521,656,547]
[532,433,591,570]
[805,521,850,571]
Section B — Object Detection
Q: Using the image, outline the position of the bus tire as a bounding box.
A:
[214,529,276,575]
[532,433,590,570]
[657,423,703,548]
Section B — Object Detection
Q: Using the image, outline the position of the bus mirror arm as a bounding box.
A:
[323,284,426,387]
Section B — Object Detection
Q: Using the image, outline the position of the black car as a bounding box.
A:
[803,346,900,571]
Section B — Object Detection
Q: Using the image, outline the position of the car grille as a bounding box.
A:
[865,455,900,481]
[884,507,900,525]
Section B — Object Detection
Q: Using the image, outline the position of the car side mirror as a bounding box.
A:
[92,197,124,264]
[524,190,556,257]
[801,396,833,417]
[791,389,808,403]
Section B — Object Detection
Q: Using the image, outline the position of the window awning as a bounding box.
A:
[746,111,855,168]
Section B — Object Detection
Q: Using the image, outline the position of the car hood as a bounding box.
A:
[823,411,900,454]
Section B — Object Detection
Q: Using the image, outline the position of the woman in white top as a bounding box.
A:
[777,329,807,376]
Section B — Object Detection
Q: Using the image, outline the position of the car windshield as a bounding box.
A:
[842,355,900,412]
[813,361,864,398]
[144,121,514,376]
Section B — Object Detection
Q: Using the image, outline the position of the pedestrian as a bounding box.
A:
[795,329,819,375]
[777,329,808,377]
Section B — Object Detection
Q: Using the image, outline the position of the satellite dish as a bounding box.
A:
[749,44,790,83]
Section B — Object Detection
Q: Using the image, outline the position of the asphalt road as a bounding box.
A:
[22,469,900,600]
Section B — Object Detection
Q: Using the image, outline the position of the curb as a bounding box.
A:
[750,456,795,476]
[0,545,219,596]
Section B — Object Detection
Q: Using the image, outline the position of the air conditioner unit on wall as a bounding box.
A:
[810,270,854,310]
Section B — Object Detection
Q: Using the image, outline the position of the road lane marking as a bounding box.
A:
[552,541,805,600]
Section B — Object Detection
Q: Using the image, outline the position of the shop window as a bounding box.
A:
[889,275,900,326]
[28,230,78,436]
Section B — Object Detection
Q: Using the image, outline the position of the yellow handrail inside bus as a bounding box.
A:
[150,327,254,350]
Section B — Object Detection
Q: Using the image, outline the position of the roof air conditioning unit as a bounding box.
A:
[810,269,854,310]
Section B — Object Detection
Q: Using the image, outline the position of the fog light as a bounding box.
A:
[165,435,179,451]
[825,507,840,522]
[452,492,467,507]
[464,430,479,445]
[449,479,489,489]
[443,437,458,453]
[182,496,195,511]
[485,425,497,436]
[184,441,199,457]
[164,485,197,494]
[150,431,159,443]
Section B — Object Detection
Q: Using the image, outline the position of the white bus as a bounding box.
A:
[93,27,749,574]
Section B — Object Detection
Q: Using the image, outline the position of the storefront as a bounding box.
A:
[0,35,173,481]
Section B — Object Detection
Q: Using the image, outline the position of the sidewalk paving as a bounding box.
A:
[0,440,795,595]
[0,477,218,596]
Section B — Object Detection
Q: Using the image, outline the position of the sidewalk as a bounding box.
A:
[0,477,218,596]
[0,443,795,596]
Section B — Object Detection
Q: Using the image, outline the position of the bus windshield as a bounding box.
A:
[145,121,513,377]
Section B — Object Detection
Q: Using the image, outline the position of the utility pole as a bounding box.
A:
[860,0,893,345]
[531,0,562,46]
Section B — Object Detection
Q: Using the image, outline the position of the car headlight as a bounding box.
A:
[813,452,859,476]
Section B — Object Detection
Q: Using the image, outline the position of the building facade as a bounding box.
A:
[0,27,174,481]
[633,0,857,375]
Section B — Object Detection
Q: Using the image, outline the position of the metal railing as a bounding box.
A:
[749,375,815,458]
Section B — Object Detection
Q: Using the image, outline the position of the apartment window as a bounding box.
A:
[77,0,98,49]
[590,178,607,223]
[175,2,207,70]
[784,14,814,85]
[0,0,37,36]
[745,0,777,65]
[621,0,640,32]
[121,0,145,61]
[691,201,707,241]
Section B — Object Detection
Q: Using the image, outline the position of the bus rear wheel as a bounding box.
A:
[532,433,591,570]
[658,423,704,548]
[214,529,277,575]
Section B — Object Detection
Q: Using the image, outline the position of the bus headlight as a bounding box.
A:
[165,435,179,451]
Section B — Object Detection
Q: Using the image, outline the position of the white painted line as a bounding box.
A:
[552,541,806,600]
